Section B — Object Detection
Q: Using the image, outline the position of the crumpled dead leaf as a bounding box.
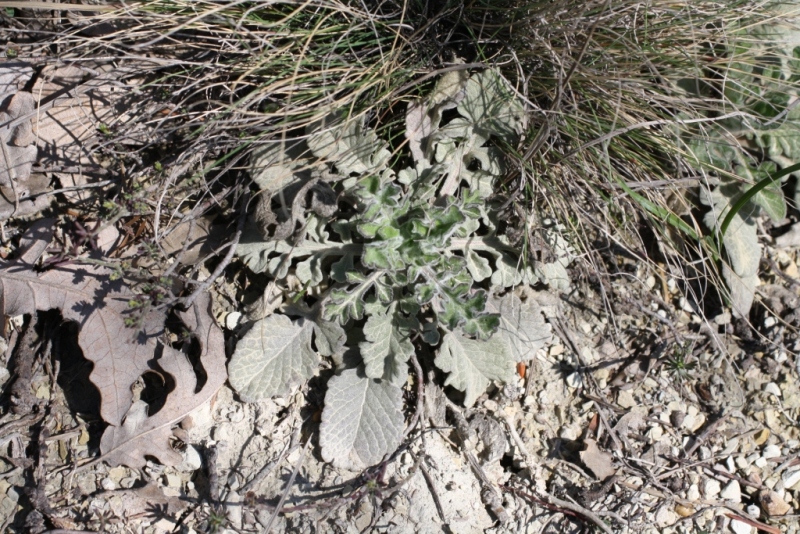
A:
[0,88,48,220]
[0,220,226,467]
[31,64,139,200]
[580,439,616,480]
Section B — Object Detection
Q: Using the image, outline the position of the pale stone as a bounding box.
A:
[703,478,721,498]
[565,372,582,389]
[762,445,781,459]
[736,456,750,469]
[617,389,636,409]
[178,445,203,473]
[225,311,242,330]
[782,468,800,490]
[726,456,736,473]
[720,480,742,502]
[655,506,678,527]
[687,484,701,501]
[164,473,182,488]
[648,425,664,442]
[764,382,782,397]
[691,413,706,432]
[758,490,792,516]
[100,478,115,491]
[560,426,579,441]
[730,518,754,534]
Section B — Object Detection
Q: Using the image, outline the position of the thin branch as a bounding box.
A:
[261,437,312,534]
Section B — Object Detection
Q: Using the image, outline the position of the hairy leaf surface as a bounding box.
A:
[703,183,761,317]
[319,369,404,471]
[487,294,552,362]
[306,114,391,176]
[228,314,318,401]
[359,304,417,386]
[434,330,513,407]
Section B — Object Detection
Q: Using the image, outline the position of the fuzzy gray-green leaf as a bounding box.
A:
[307,114,391,176]
[319,369,404,471]
[228,315,318,401]
[488,294,552,362]
[434,330,513,407]
[359,305,417,386]
[703,184,761,317]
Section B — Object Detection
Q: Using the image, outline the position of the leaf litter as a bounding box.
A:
[0,220,225,468]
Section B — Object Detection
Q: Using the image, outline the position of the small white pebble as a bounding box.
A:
[164,473,182,488]
[703,478,721,498]
[565,371,582,389]
[726,456,736,473]
[225,311,242,330]
[782,468,800,490]
[100,478,115,491]
[763,445,782,459]
[763,316,776,328]
[764,382,782,398]
[720,480,741,502]
[746,504,760,517]
[730,518,754,534]
[667,278,677,293]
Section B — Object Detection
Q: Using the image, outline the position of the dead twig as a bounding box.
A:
[725,512,781,534]
[243,415,302,492]
[538,491,615,534]
[419,462,446,524]
[261,437,312,534]
[682,412,729,458]
[403,351,425,439]
[182,190,248,309]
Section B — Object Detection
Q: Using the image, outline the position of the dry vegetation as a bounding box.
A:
[0,1,800,533]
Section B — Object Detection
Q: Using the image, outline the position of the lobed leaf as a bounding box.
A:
[306,114,391,176]
[359,304,417,386]
[434,330,513,407]
[487,293,552,362]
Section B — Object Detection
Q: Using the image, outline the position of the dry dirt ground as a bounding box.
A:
[1,249,800,534]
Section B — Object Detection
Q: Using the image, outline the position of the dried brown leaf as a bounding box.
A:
[1,91,38,187]
[99,293,226,467]
[580,439,616,481]
[0,223,225,467]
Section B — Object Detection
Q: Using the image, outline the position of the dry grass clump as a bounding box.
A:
[3,0,796,321]
[453,0,799,323]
